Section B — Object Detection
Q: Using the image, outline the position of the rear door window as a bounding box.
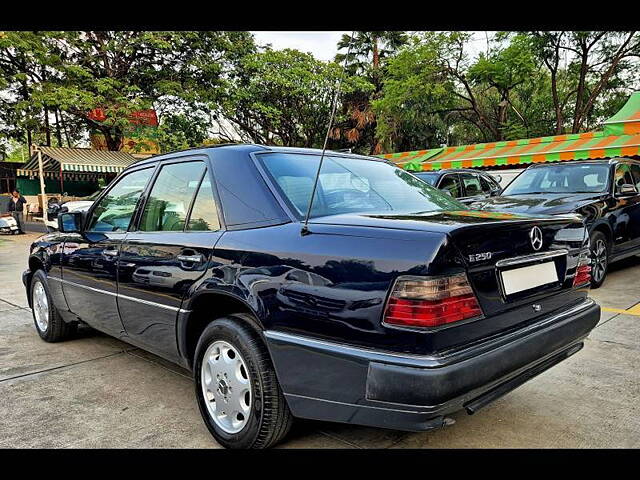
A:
[139,161,205,232]
[186,175,221,231]
[459,173,482,197]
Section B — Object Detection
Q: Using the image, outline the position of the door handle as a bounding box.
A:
[177,254,204,263]
[102,248,119,257]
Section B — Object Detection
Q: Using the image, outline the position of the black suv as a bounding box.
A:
[414,169,503,204]
[23,144,600,448]
[471,158,640,287]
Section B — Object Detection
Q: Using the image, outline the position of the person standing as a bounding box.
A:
[7,189,27,234]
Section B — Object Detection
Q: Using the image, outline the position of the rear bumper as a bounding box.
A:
[264,298,600,431]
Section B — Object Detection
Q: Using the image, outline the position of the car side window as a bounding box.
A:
[459,173,482,196]
[438,174,462,198]
[479,175,494,194]
[614,164,636,192]
[139,161,206,232]
[186,174,221,231]
[629,164,640,192]
[87,168,154,232]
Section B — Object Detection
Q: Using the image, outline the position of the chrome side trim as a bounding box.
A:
[49,276,192,314]
[264,297,596,369]
[495,249,569,268]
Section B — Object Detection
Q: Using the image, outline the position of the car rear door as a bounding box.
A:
[117,157,224,360]
[611,162,640,253]
[61,166,155,335]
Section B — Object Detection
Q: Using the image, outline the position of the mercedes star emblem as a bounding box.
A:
[530,226,543,251]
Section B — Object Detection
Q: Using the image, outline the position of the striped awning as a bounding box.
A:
[379,91,640,172]
[379,147,443,169]
[16,146,139,177]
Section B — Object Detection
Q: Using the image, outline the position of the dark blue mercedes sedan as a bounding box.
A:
[23,144,600,448]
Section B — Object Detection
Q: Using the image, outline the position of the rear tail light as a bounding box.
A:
[383,273,483,328]
[573,248,591,287]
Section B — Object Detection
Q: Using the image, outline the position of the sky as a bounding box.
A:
[250,31,496,62]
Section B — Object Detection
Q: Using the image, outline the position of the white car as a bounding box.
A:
[44,190,102,231]
[0,213,19,234]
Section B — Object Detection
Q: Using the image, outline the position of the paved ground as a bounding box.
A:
[1,232,639,448]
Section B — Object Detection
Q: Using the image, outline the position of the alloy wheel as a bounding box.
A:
[32,281,49,332]
[200,340,252,434]
[591,238,607,284]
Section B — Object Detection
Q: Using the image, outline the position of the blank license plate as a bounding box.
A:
[500,261,558,295]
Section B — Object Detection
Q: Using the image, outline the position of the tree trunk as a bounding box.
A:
[54,109,63,147]
[571,49,589,133]
[43,107,51,146]
[372,35,379,70]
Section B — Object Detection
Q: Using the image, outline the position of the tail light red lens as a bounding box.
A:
[383,273,482,328]
[573,248,591,287]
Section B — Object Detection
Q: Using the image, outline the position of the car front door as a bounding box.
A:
[116,158,224,360]
[610,162,640,253]
[437,174,463,199]
[61,166,155,335]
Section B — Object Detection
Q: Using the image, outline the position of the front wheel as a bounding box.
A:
[194,314,293,449]
[589,231,609,289]
[30,270,76,342]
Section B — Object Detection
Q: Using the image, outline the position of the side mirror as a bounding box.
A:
[490,187,502,197]
[493,175,502,183]
[617,184,638,196]
[58,211,84,233]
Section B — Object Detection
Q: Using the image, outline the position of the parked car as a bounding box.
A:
[23,144,599,448]
[0,212,19,234]
[45,189,103,231]
[470,158,640,288]
[413,169,503,204]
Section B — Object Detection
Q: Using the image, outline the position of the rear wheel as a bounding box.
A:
[31,270,76,342]
[590,231,609,289]
[194,314,293,449]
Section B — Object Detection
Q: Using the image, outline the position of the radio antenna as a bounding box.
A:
[301,31,356,236]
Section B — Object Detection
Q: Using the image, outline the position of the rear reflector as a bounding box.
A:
[384,273,482,328]
[573,248,592,287]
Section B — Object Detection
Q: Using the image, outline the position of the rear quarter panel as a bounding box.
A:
[185,222,461,354]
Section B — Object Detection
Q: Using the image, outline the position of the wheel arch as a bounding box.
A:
[179,291,265,370]
[590,221,613,246]
[25,254,46,307]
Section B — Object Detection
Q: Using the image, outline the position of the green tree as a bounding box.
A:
[222,48,372,147]
[332,31,407,154]
[1,31,256,151]
[526,31,640,133]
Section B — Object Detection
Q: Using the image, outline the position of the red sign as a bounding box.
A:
[87,108,158,127]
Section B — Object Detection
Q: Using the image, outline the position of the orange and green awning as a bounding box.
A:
[380,147,443,170]
[379,91,640,172]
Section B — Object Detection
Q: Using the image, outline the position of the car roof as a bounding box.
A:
[414,168,496,175]
[527,158,640,168]
[129,143,386,170]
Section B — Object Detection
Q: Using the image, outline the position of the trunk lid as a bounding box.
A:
[311,209,589,352]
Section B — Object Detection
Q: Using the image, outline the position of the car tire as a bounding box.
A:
[30,269,76,342]
[589,231,609,289]
[194,314,293,449]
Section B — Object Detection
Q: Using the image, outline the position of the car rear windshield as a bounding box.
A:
[502,164,611,195]
[258,153,465,219]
